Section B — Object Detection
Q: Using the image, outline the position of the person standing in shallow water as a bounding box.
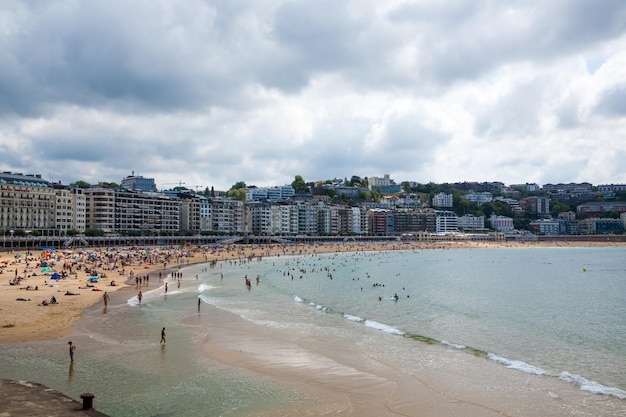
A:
[68,341,76,362]
[160,327,166,344]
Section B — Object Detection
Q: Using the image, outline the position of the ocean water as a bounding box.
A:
[0,246,625,416]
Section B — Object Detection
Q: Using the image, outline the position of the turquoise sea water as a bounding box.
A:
[0,246,625,416]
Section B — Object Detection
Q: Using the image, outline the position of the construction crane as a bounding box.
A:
[161,181,186,189]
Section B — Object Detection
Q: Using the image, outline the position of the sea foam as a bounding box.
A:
[441,340,465,350]
[344,314,364,323]
[197,283,213,293]
[487,353,549,375]
[364,320,404,336]
[559,372,626,399]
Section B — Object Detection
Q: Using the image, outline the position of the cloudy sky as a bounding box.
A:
[1,0,625,191]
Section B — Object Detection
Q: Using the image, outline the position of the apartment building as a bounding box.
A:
[120,174,158,192]
[520,197,550,216]
[103,189,181,234]
[432,192,453,208]
[208,197,244,233]
[368,209,392,235]
[245,201,272,235]
[529,219,560,235]
[489,214,514,233]
[577,201,626,216]
[393,209,436,234]
[54,185,86,235]
[458,214,485,230]
[463,192,493,204]
[543,182,594,201]
[435,210,459,233]
[246,185,295,201]
[351,206,363,234]
[0,172,56,233]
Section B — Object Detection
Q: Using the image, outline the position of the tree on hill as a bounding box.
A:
[550,201,574,217]
[227,188,246,201]
[291,175,310,193]
[100,182,119,189]
[230,181,247,190]
[69,180,91,188]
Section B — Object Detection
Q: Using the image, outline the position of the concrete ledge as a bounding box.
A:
[0,379,110,417]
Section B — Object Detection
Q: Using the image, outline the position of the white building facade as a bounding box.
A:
[432,193,453,208]
[489,214,514,233]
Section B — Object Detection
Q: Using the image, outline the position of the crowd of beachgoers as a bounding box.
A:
[1,238,624,343]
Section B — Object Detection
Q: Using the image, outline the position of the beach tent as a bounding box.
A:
[40,267,52,273]
[50,272,60,280]
[87,276,99,283]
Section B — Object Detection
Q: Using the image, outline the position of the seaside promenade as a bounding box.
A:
[0,379,110,416]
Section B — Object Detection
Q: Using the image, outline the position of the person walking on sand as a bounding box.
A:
[160,327,166,344]
[68,341,76,362]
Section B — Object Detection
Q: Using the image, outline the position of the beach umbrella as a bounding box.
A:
[87,276,99,282]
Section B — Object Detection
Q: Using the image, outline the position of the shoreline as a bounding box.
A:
[1,241,624,417]
[194,295,623,417]
[1,239,625,344]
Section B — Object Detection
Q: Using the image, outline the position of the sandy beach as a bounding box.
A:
[1,239,625,417]
[1,239,624,344]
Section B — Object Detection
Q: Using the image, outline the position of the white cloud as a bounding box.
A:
[1,0,626,189]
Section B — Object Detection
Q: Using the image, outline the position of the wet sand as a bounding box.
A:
[195,294,623,417]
